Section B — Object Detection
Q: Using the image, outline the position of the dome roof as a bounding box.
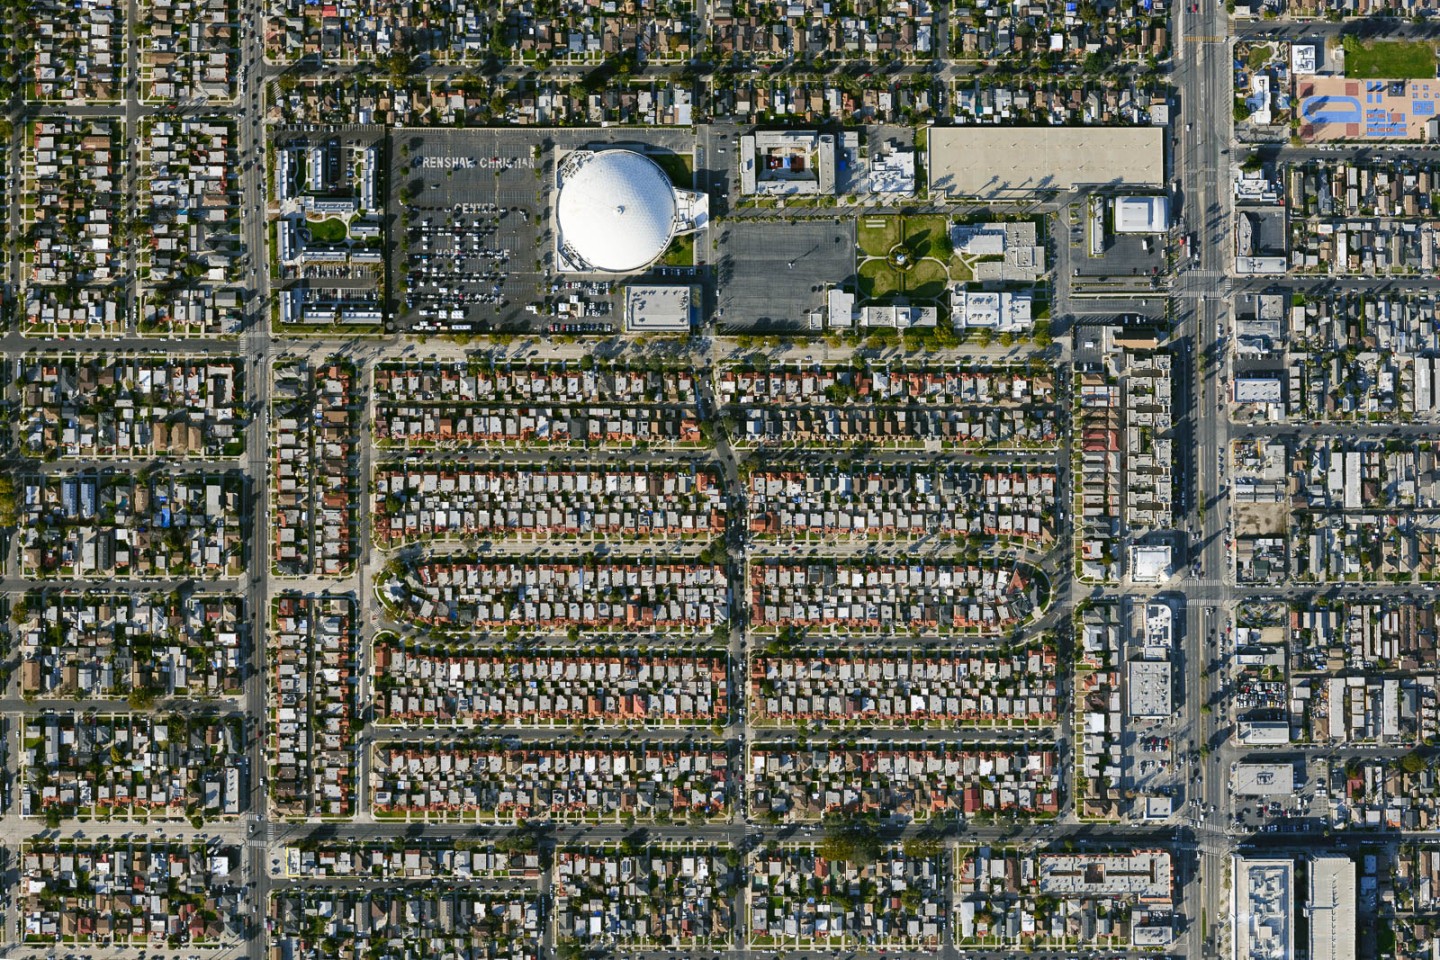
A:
[556,149,678,273]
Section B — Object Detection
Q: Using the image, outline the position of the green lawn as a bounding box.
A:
[857,216,902,258]
[651,151,694,189]
[857,258,901,300]
[307,216,349,243]
[659,232,695,266]
[1246,43,1272,71]
[856,214,956,303]
[907,258,949,299]
[1343,36,1437,79]
[901,215,950,259]
[857,253,948,301]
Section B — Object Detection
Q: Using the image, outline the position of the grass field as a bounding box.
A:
[901,215,949,259]
[651,151,694,189]
[857,216,902,258]
[857,249,949,300]
[1343,37,1437,79]
[856,214,954,302]
[857,258,899,299]
[906,258,949,299]
[659,232,695,266]
[308,217,348,243]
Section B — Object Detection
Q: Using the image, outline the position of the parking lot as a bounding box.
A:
[392,128,702,335]
[391,129,547,333]
[1231,756,1330,835]
[714,218,856,333]
[1076,229,1168,281]
[1122,721,1178,795]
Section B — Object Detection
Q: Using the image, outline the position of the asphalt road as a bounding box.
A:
[1171,0,1236,954]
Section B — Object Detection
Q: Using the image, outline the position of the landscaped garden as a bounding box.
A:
[307,216,349,244]
[856,215,974,302]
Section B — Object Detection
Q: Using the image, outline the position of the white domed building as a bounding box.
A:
[554,147,707,274]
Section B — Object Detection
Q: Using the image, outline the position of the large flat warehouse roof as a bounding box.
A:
[928,127,1166,199]
[1309,855,1356,960]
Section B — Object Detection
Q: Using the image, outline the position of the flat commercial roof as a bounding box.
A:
[740,130,836,195]
[1131,544,1172,583]
[1236,720,1291,745]
[1234,856,1293,960]
[625,285,692,333]
[928,127,1165,199]
[1114,196,1171,233]
[1127,660,1172,718]
[1037,851,1172,901]
[1233,762,1297,796]
[1309,856,1356,960]
[1235,378,1284,404]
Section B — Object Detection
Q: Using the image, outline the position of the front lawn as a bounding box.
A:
[1343,37,1437,79]
[856,214,954,303]
[900,215,950,259]
[857,254,948,301]
[906,258,949,299]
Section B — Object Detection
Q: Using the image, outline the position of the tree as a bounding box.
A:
[934,231,955,261]
[380,50,415,82]
[1400,750,1428,775]
[0,475,17,527]
[820,821,882,866]
[495,826,541,854]
[902,837,943,859]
